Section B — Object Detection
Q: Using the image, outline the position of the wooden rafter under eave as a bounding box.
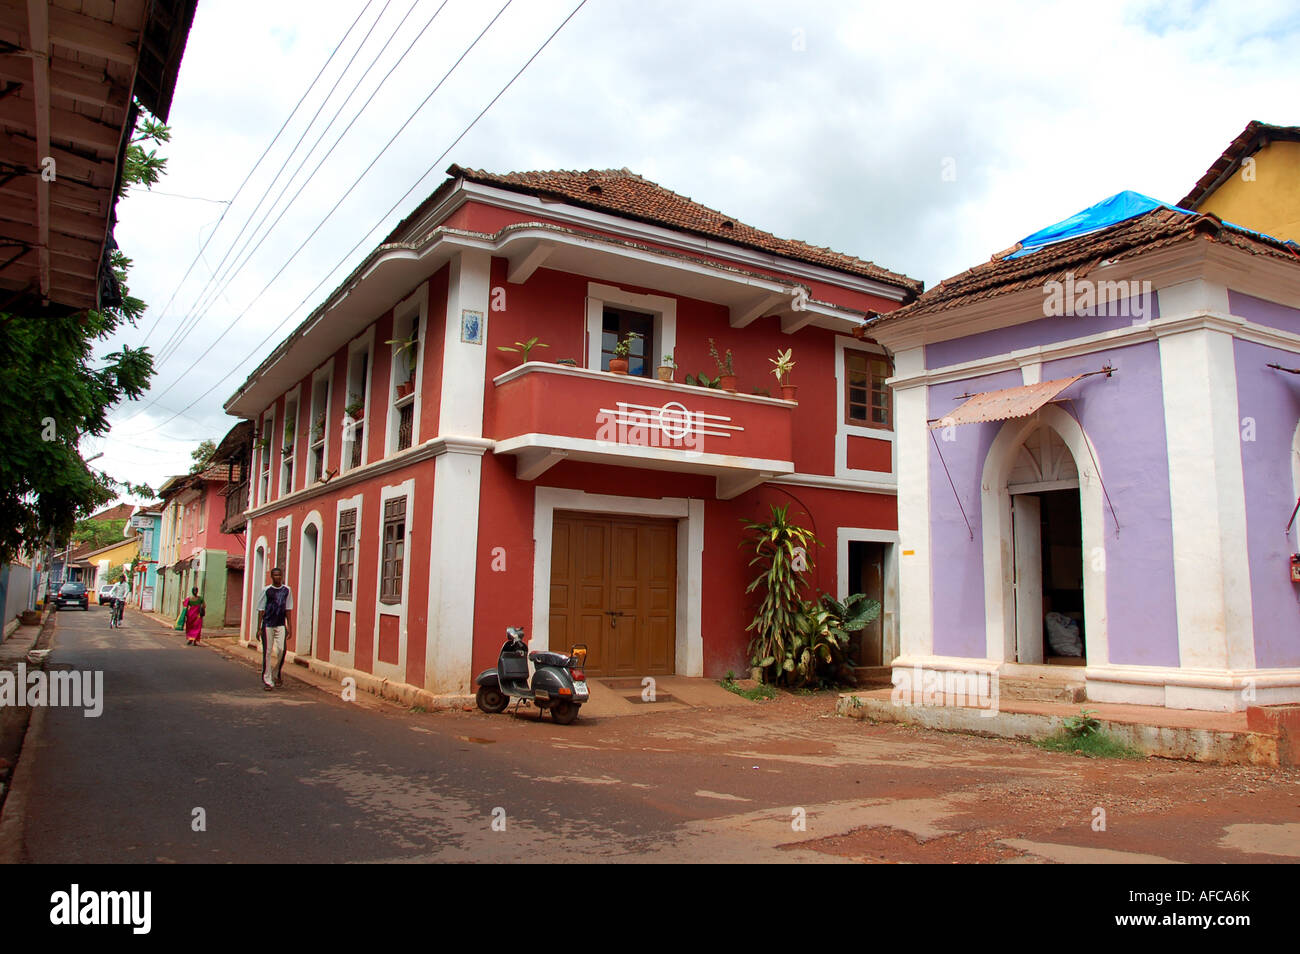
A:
[25,0,50,299]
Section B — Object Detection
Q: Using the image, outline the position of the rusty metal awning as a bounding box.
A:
[929,375,1083,428]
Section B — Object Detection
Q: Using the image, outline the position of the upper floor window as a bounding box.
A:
[845,350,892,429]
[379,497,406,605]
[280,398,298,496]
[600,307,654,377]
[276,525,288,573]
[343,348,370,473]
[258,412,273,505]
[388,309,419,454]
[308,375,330,484]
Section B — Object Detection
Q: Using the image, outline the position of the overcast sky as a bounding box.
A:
[90,0,1300,496]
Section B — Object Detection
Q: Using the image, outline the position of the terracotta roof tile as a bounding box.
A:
[448,165,921,292]
[868,208,1300,329]
[1180,121,1300,209]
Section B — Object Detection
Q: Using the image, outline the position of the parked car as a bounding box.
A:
[55,582,89,611]
[97,584,115,605]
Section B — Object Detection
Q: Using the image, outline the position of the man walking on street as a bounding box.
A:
[257,567,293,690]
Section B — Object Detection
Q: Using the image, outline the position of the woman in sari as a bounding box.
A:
[183,587,206,645]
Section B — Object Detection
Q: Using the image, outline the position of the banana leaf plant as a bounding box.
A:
[742,503,819,685]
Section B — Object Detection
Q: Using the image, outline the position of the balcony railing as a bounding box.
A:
[488,362,796,499]
[222,479,249,533]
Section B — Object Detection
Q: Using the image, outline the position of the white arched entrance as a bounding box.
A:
[249,538,267,644]
[980,405,1109,666]
[297,514,323,657]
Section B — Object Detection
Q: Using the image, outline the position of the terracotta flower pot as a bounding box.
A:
[609,358,629,375]
[396,380,414,399]
[656,366,674,382]
[720,374,737,392]
[781,384,798,402]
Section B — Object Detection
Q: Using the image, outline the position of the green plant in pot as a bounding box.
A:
[311,411,325,444]
[345,392,364,421]
[496,336,549,366]
[708,338,737,391]
[770,347,797,401]
[657,354,675,382]
[386,330,418,397]
[282,420,295,457]
[684,372,720,388]
[608,331,642,375]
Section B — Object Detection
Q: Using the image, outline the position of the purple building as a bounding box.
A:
[868,131,1300,713]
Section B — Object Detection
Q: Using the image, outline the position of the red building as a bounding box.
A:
[224,167,919,695]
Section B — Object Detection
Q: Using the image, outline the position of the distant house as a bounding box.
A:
[127,503,164,611]
[868,122,1300,712]
[156,453,249,628]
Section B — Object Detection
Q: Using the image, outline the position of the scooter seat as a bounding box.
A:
[528,650,570,668]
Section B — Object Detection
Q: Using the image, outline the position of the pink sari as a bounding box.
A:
[184,597,204,642]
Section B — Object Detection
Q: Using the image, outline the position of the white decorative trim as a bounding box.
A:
[894,352,933,659]
[307,361,334,485]
[837,528,900,664]
[890,311,1300,392]
[330,492,363,671]
[439,250,491,438]
[834,335,895,481]
[768,472,897,495]
[1292,419,1300,552]
[530,487,703,677]
[257,410,274,507]
[585,281,677,374]
[493,360,796,407]
[979,406,1110,666]
[247,536,268,643]
[296,511,324,657]
[1159,325,1255,671]
[424,442,484,694]
[372,478,415,682]
[273,513,293,579]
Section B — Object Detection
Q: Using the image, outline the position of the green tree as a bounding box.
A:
[190,439,217,473]
[0,109,169,565]
[71,517,127,551]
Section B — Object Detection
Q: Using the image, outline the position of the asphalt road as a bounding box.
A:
[9,605,1300,863]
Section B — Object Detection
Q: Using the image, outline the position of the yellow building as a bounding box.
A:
[1180,121,1300,242]
[76,537,141,600]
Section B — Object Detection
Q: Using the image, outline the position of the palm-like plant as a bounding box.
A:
[742,503,819,684]
[497,336,549,365]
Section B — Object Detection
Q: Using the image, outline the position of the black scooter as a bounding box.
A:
[475,627,589,724]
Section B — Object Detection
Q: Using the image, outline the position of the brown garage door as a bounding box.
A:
[549,512,676,677]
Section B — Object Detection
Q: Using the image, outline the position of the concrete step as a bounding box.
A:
[1000,680,1086,704]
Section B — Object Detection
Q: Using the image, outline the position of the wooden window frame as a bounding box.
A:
[844,349,893,430]
[335,508,356,601]
[599,306,655,379]
[379,497,406,605]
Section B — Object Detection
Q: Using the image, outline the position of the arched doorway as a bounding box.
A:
[298,521,320,656]
[980,405,1109,666]
[250,542,266,643]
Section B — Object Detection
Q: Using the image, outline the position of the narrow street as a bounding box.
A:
[6,606,1298,864]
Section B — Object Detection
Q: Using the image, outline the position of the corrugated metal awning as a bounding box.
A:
[929,375,1083,428]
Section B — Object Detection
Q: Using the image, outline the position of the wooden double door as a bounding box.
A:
[549,512,677,677]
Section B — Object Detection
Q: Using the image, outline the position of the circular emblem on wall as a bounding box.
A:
[657,401,692,440]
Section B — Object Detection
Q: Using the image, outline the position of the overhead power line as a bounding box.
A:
[137,0,381,351]
[137,0,590,437]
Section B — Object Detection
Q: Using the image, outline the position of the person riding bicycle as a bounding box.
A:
[108,579,128,627]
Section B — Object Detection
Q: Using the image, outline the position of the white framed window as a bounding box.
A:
[386,285,426,456]
[279,388,301,498]
[258,410,273,505]
[585,282,677,375]
[342,331,374,474]
[307,364,333,484]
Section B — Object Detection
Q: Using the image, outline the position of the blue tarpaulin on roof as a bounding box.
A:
[1007,191,1193,258]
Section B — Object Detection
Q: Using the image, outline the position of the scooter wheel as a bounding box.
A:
[550,702,580,725]
[476,685,509,714]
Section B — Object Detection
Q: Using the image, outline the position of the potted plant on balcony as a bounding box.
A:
[387,331,417,398]
[708,338,736,391]
[311,411,326,444]
[496,336,550,367]
[555,357,578,367]
[345,392,364,421]
[608,331,641,375]
[683,372,720,388]
[657,354,675,382]
[770,347,797,401]
[281,420,295,457]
